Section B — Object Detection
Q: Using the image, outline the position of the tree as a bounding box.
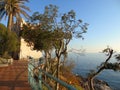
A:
[0,0,30,31]
[21,4,88,90]
[22,5,58,76]
[0,0,30,59]
[88,47,120,90]
[52,9,88,90]
[0,23,19,58]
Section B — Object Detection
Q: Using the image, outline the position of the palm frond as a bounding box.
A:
[20,5,30,11]
[0,10,6,20]
[19,9,30,19]
[0,0,30,29]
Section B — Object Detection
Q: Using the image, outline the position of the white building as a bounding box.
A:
[20,38,42,59]
[18,19,42,59]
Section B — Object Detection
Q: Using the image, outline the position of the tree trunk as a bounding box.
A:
[55,40,65,90]
[56,56,60,90]
[44,51,49,81]
[7,13,13,31]
[44,51,51,81]
[88,67,104,90]
[88,77,94,90]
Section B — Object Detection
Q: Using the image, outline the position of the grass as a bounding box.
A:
[74,84,84,90]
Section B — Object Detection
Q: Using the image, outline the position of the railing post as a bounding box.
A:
[38,71,42,90]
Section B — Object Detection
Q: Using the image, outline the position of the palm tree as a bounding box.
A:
[0,0,30,31]
[0,0,30,59]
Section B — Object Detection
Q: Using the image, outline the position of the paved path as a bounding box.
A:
[0,60,31,90]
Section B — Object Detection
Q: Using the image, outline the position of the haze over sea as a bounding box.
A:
[69,53,120,90]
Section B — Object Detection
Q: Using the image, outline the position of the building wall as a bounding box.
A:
[20,38,42,59]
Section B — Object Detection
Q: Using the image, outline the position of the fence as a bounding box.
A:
[28,57,76,90]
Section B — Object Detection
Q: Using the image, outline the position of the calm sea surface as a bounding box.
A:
[68,53,120,90]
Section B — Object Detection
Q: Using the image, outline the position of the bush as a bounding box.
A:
[0,23,19,58]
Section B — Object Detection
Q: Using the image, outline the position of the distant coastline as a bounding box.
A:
[69,53,120,90]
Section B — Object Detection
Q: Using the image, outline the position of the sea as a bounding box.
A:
[68,53,120,90]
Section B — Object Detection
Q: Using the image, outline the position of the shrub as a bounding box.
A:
[0,23,19,58]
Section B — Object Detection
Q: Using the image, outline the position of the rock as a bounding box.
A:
[95,84,112,90]
[8,58,13,64]
[94,79,112,90]
[78,76,112,90]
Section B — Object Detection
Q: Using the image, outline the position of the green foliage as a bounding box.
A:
[0,0,30,30]
[61,10,88,39]
[102,46,113,56]
[105,63,120,71]
[115,54,120,61]
[22,4,88,53]
[22,24,54,51]
[0,23,19,58]
[0,23,7,30]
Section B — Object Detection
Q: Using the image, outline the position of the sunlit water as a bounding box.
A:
[68,53,120,90]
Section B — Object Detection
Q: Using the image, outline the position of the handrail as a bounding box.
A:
[28,57,76,90]
[40,69,76,90]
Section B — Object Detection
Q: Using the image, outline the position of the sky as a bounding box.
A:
[1,0,120,53]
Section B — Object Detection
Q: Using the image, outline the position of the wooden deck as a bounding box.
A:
[0,60,31,90]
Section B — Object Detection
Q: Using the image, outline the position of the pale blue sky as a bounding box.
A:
[1,0,120,52]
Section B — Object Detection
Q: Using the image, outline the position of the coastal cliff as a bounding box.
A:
[60,71,112,90]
